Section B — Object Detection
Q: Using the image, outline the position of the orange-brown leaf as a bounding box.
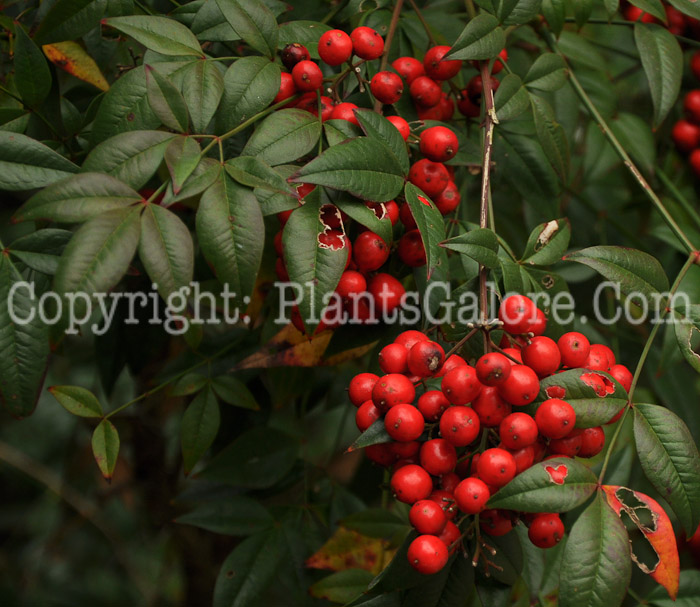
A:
[43,42,109,91]
[602,485,680,600]
[305,526,388,574]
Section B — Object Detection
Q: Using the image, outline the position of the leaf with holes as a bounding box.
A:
[440,227,499,268]
[559,491,631,607]
[216,0,279,58]
[354,109,409,175]
[104,16,204,57]
[633,403,700,535]
[487,457,598,512]
[92,419,120,480]
[404,182,448,279]
[446,13,505,61]
[601,485,679,600]
[334,197,393,246]
[521,218,571,265]
[181,387,220,474]
[145,64,189,133]
[48,385,103,418]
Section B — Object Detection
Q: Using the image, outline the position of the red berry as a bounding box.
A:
[441,365,483,405]
[624,5,655,23]
[280,43,310,71]
[273,72,297,104]
[439,406,480,447]
[454,477,490,514]
[419,126,459,162]
[408,159,450,198]
[398,230,427,267]
[457,92,480,117]
[578,426,606,458]
[408,340,445,377]
[466,74,500,105]
[530,309,547,336]
[409,500,447,535]
[370,71,403,104]
[356,400,380,431]
[435,181,460,215]
[318,29,353,66]
[386,115,410,140]
[379,342,409,374]
[395,330,429,350]
[475,352,512,386]
[535,399,576,439]
[336,270,366,300]
[435,354,467,378]
[417,390,450,422]
[480,509,513,536]
[549,428,583,457]
[365,442,396,466]
[498,365,540,406]
[437,519,461,553]
[499,412,538,449]
[392,56,424,83]
[691,149,700,178]
[528,513,565,549]
[557,332,590,368]
[385,404,425,442]
[441,472,460,493]
[291,60,323,91]
[584,344,613,371]
[391,464,433,503]
[429,489,458,521]
[330,102,360,125]
[423,45,462,81]
[353,230,389,272]
[407,534,449,574]
[609,364,633,392]
[522,336,561,377]
[692,51,700,82]
[502,347,522,363]
[686,90,700,124]
[672,120,700,154]
[510,444,536,474]
[372,373,416,412]
[409,76,442,107]
[491,48,508,74]
[296,92,334,121]
[472,386,512,427]
[368,272,405,314]
[399,202,417,230]
[477,448,517,487]
[499,295,538,335]
[391,440,421,459]
[420,438,457,476]
[666,5,686,35]
[349,372,378,406]
[350,26,384,60]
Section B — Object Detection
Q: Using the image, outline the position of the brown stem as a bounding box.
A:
[373,0,405,113]
[407,0,437,45]
[444,327,479,359]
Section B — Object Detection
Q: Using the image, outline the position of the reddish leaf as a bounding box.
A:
[43,42,109,91]
[305,526,388,574]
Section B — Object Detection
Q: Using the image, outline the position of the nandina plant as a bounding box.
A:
[1,0,700,605]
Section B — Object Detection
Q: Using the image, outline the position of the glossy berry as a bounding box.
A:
[368,273,405,315]
[398,230,427,267]
[435,354,467,378]
[420,126,459,162]
[690,149,700,178]
[480,509,513,537]
[439,406,480,447]
[466,74,500,104]
[692,51,700,82]
[291,60,323,91]
[409,76,442,107]
[379,343,408,374]
[549,428,583,457]
[387,115,410,140]
[578,426,606,458]
[395,330,429,350]
[330,102,360,125]
[417,390,450,422]
[370,71,403,104]
[399,202,417,230]
[350,26,384,60]
[391,440,420,459]
[535,398,576,439]
[528,514,565,549]
[441,365,483,405]
[557,332,590,368]
[454,477,490,514]
[273,72,297,104]
[409,500,447,535]
[430,490,458,521]
[472,386,511,427]
[408,340,445,377]
[356,400,380,431]
[499,412,538,449]
[318,29,353,66]
[296,93,334,121]
[510,444,536,474]
[280,43,310,71]
[477,448,517,487]
[685,90,700,124]
[435,181,460,215]
[457,92,480,117]
[522,336,561,377]
[498,365,540,406]
[353,231,389,272]
[420,439,457,476]
[408,159,450,198]
[348,372,378,406]
[423,45,462,80]
[491,48,508,74]
[391,464,433,504]
[530,309,547,336]
[336,270,366,300]
[365,442,396,467]
[476,352,512,386]
[437,519,460,552]
[584,344,614,371]
[372,373,416,412]
[392,56,424,83]
[408,534,449,574]
[672,120,700,153]
[609,364,633,392]
[385,404,425,442]
[499,295,538,335]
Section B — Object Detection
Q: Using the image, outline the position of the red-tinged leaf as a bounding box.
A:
[305,526,388,574]
[92,419,119,481]
[42,41,109,91]
[601,485,680,600]
[49,385,103,417]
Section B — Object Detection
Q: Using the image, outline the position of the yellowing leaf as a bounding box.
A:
[305,527,388,575]
[43,41,109,91]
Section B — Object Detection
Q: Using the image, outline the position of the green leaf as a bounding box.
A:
[493,74,529,121]
[34,0,107,44]
[0,131,78,191]
[530,94,569,181]
[180,59,224,133]
[310,570,374,604]
[13,173,141,223]
[191,0,238,41]
[521,218,570,265]
[92,419,120,480]
[629,0,667,21]
[282,193,348,334]
[278,21,332,58]
[176,494,273,535]
[334,197,393,246]
[645,569,700,606]
[166,158,222,206]
[447,14,505,61]
[341,509,410,539]
[213,528,286,607]
[171,373,209,396]
[354,108,410,175]
[181,387,220,474]
[524,54,568,91]
[242,108,321,166]
[324,118,362,146]
[404,182,448,279]
[541,0,566,36]
[633,403,700,535]
[667,0,700,20]
[104,16,204,57]
[145,64,190,133]
[82,130,176,189]
[440,227,499,268]
[49,385,103,417]
[563,245,669,305]
[200,426,299,488]
[495,0,543,25]
[526,369,628,428]
[165,136,201,194]
[0,254,49,418]
[572,0,594,27]
[139,203,194,300]
[211,376,259,409]
[14,27,52,107]
[368,531,420,593]
[559,492,631,607]
[604,0,619,14]
[487,458,598,512]
[496,131,559,202]
[54,207,142,313]
[292,137,404,202]
[634,23,682,127]
[216,0,279,58]
[610,112,656,176]
[218,56,281,132]
[673,305,700,373]
[196,173,264,306]
[225,156,296,195]
[347,419,392,451]
[8,229,72,275]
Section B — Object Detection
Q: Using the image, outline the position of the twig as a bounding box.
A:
[407,0,437,45]
[373,0,405,112]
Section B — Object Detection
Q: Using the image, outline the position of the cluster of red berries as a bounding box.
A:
[623,0,700,37]
[347,294,633,574]
[671,51,700,175]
